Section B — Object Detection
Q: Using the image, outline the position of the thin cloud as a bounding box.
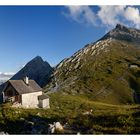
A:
[63,6,140,29]
[3,72,15,75]
[97,6,125,27]
[63,6,97,26]
[98,6,140,28]
[123,6,140,28]
[0,72,15,76]
[0,72,14,82]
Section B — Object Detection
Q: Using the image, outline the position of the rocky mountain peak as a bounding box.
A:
[27,56,44,65]
[31,56,43,61]
[11,56,54,87]
[100,24,140,44]
[115,24,128,30]
[114,23,130,33]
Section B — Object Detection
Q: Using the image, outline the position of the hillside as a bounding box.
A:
[45,24,140,105]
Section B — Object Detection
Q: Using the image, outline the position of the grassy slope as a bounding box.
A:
[45,40,140,105]
[49,93,140,134]
[1,93,140,134]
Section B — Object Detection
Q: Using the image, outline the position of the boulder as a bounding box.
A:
[54,122,63,131]
[48,122,64,134]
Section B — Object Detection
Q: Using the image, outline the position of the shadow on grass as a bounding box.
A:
[69,113,140,134]
[0,114,65,134]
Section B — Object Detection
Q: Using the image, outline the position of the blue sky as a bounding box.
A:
[0,6,140,73]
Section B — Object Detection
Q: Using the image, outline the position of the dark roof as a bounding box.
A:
[38,94,49,100]
[5,80,42,94]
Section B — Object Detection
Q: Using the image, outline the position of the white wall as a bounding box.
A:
[39,98,50,108]
[21,91,42,108]
[42,98,50,108]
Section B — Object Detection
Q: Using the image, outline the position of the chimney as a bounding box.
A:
[24,76,29,85]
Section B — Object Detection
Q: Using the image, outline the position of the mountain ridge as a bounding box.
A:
[100,24,140,44]
[44,24,140,105]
